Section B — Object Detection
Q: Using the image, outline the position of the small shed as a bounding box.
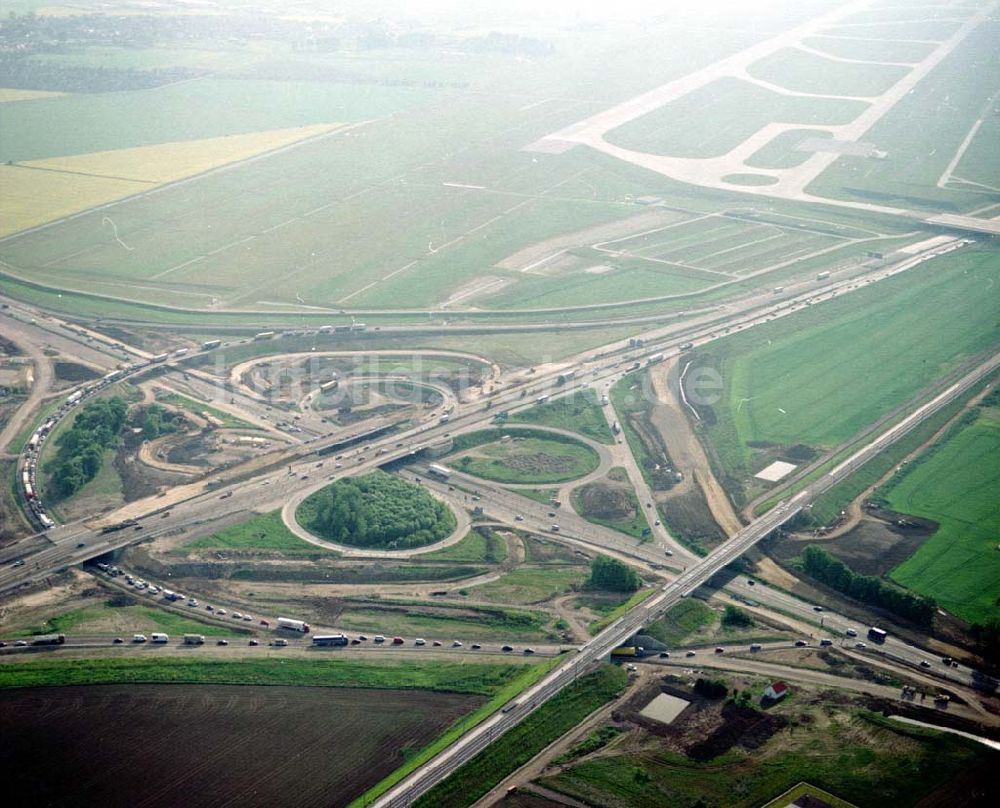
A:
[764,681,789,700]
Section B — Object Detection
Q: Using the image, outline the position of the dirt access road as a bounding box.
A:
[649,358,743,537]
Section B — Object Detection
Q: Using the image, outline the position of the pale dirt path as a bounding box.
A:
[550,594,592,643]
[0,319,54,455]
[649,358,743,537]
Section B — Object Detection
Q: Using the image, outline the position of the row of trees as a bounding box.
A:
[801,545,936,627]
[302,471,456,550]
[48,397,127,497]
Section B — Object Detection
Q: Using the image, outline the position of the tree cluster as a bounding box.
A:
[801,545,936,627]
[693,677,728,699]
[588,554,641,592]
[303,471,456,550]
[721,604,754,628]
[49,397,127,496]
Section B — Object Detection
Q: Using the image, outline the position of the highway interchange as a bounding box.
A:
[0,231,997,805]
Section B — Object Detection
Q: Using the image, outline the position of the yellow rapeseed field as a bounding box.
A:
[21,122,343,183]
[0,166,148,237]
[3,122,342,236]
[0,88,65,103]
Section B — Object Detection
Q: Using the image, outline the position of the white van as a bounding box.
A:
[151,633,169,643]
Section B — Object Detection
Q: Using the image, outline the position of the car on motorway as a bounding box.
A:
[14,640,28,647]
[392,636,404,645]
[232,612,242,619]
[514,515,524,522]
[471,643,482,650]
[260,620,270,627]
[350,639,361,645]
[714,647,725,654]
[432,641,443,647]
[113,638,124,644]
[0,642,7,648]
[414,638,426,646]
[452,640,463,647]
[659,651,670,658]
[217,639,229,646]
[795,640,809,647]
[523,648,535,655]
[920,660,931,668]
[132,634,147,643]
[854,642,867,649]
[501,645,513,652]
[248,639,260,646]
[217,609,227,616]
[685,650,696,657]
[76,542,86,548]
[12,559,25,568]
[812,605,824,612]
[373,635,385,643]
[357,634,368,641]
[846,628,858,637]
[243,615,252,622]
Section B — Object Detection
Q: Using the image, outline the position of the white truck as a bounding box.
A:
[277,617,310,633]
[183,634,206,645]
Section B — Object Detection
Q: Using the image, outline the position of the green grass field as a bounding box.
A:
[643,598,716,647]
[703,248,999,482]
[0,78,434,163]
[0,655,543,701]
[508,389,614,444]
[745,129,831,170]
[604,78,867,159]
[158,393,258,429]
[472,567,587,605]
[417,528,508,563]
[588,589,654,634]
[182,510,339,556]
[884,405,1000,624]
[452,435,601,485]
[747,47,910,97]
[32,602,234,637]
[806,386,983,526]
